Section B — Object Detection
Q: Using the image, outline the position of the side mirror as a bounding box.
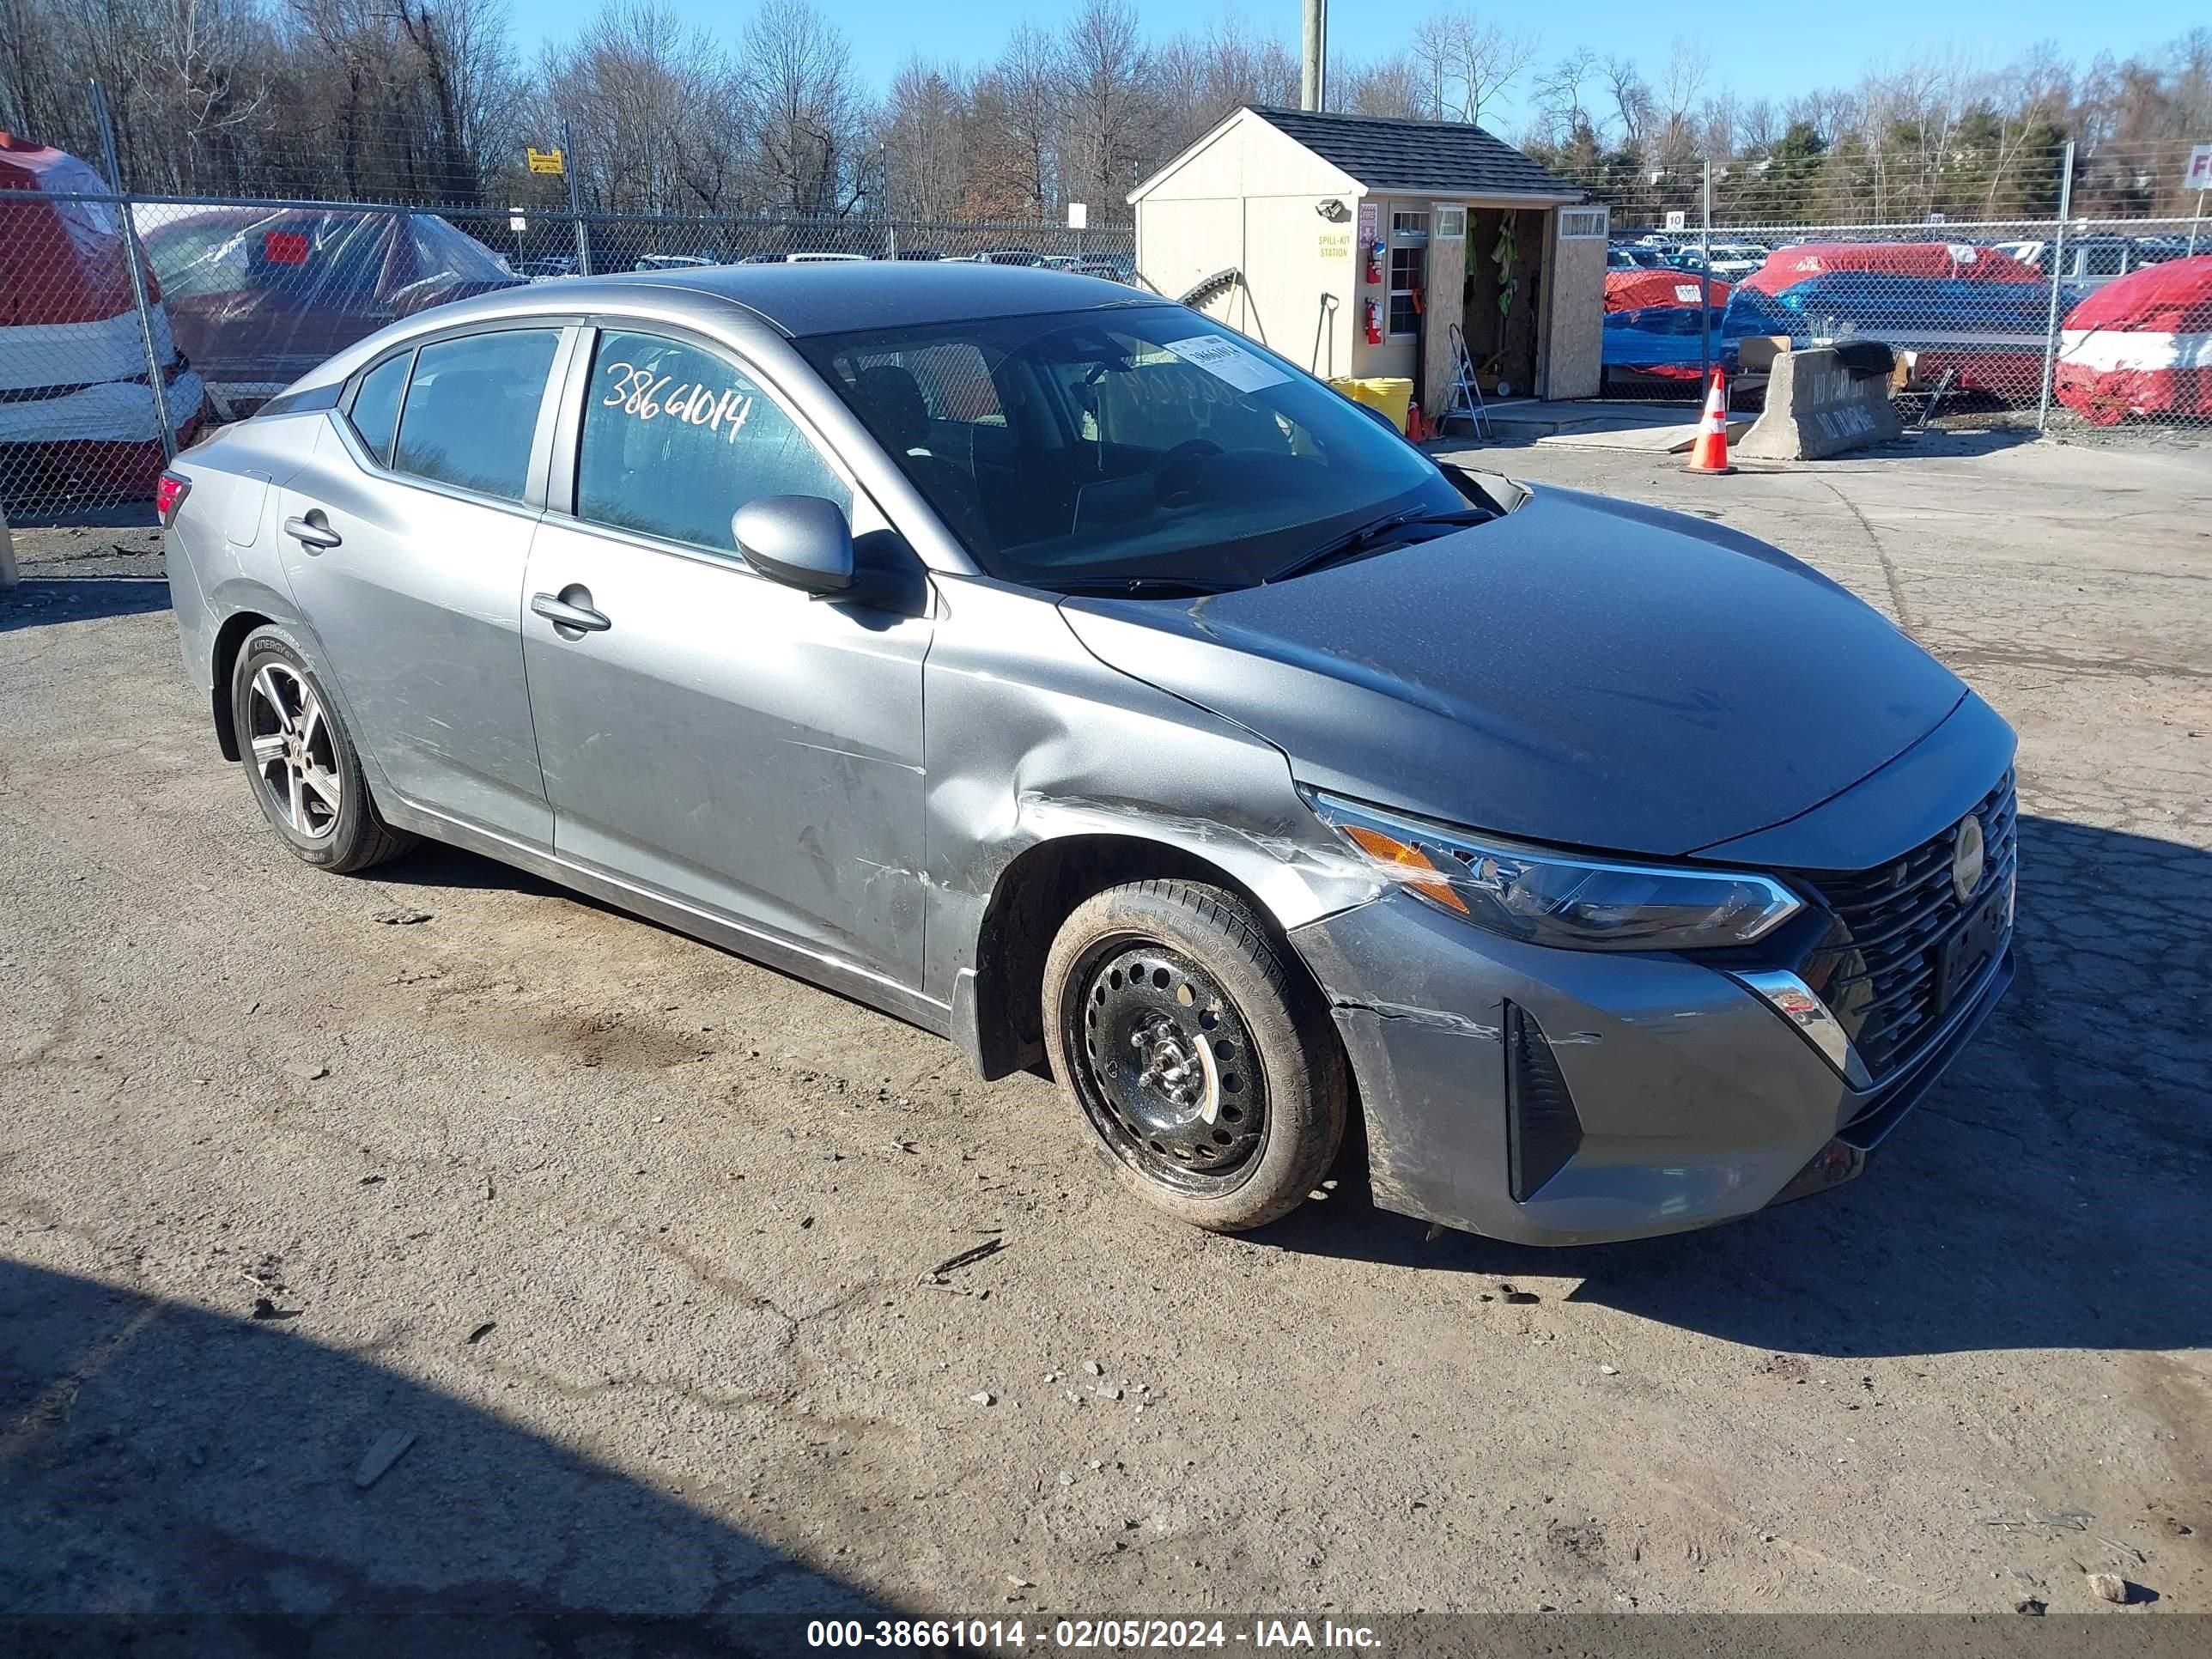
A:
[732,495,854,594]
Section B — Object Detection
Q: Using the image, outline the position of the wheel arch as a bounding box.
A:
[952,830,1321,1083]
[210,609,276,762]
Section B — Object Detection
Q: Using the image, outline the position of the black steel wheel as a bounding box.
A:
[1042,878,1347,1231]
[1068,938,1267,1194]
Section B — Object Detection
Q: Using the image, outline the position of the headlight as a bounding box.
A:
[1308,792,1802,951]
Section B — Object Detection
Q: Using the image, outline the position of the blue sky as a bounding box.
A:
[515,2,2202,139]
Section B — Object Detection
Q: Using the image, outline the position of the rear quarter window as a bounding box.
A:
[346,351,412,466]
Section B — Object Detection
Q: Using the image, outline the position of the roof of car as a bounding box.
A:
[512,262,1162,337]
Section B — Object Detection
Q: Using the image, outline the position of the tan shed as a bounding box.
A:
[1129,106,1603,417]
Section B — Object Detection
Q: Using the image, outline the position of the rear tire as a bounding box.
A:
[1042,879,1346,1231]
[229,624,413,875]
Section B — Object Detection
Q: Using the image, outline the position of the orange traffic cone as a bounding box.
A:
[1683,367,1735,475]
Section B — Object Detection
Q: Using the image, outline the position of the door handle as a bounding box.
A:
[283,514,342,550]
[532,590,611,633]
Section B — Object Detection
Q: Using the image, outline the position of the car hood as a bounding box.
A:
[1057,484,1968,860]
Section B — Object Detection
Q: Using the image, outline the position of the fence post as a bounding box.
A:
[89,79,177,465]
[562,120,592,276]
[2190,189,2205,258]
[2034,139,2075,432]
[1698,159,1712,384]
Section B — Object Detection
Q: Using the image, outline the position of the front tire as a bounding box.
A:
[229,625,412,874]
[1042,879,1346,1231]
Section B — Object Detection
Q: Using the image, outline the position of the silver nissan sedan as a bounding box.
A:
[161,265,2017,1244]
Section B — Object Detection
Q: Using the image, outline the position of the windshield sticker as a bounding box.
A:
[1163,334,1291,395]
[602,362,754,442]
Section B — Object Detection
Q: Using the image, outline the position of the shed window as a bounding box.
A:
[1388,248,1425,337]
[1387,210,1429,339]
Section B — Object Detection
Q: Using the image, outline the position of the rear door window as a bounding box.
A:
[392,329,561,502]
[574,330,850,557]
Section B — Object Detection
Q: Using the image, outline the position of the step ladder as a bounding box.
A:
[1437,323,1492,440]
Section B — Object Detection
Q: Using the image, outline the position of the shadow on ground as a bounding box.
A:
[1262,816,2212,1360]
[0,579,172,631]
[328,802,2212,1365]
[0,1259,885,1647]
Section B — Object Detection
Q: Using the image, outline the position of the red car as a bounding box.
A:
[141,206,522,416]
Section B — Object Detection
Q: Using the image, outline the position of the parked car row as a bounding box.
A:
[506,246,1142,283]
[1611,239,1771,281]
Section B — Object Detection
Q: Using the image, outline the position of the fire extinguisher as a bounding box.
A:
[1363,299,1382,345]
[1364,240,1384,285]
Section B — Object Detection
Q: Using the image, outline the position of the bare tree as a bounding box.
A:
[1334,52,1428,122]
[1603,55,1653,156]
[1055,0,1152,216]
[538,2,739,215]
[1408,10,1537,126]
[968,22,1058,216]
[736,0,863,214]
[1533,46,1601,155]
[882,56,970,220]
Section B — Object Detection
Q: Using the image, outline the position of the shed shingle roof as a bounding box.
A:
[1247,106,1577,199]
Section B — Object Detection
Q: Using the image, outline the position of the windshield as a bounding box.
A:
[799,306,1462,591]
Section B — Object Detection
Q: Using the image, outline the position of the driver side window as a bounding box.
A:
[575,330,850,558]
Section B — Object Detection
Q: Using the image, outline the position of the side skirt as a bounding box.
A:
[378,796,955,1041]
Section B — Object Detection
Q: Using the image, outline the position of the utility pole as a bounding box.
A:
[1301,0,1328,112]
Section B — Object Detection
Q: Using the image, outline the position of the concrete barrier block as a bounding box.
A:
[1735,346,1905,461]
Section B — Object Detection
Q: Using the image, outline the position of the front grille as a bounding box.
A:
[1795,770,2017,1080]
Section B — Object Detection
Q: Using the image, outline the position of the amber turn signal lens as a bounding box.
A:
[1341,823,1471,915]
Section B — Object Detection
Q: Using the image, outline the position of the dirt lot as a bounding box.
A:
[3,430,2208,1635]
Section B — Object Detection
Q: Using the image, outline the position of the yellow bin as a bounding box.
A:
[1328,375,1415,434]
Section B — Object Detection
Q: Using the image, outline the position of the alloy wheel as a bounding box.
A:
[246,661,342,840]
[1067,938,1267,1194]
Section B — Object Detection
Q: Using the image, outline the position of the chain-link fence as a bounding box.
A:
[8,100,2208,520]
[1601,212,2210,441]
[0,186,1139,520]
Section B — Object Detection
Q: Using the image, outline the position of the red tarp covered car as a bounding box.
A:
[1602,268,1732,380]
[0,132,205,511]
[1722,240,2051,397]
[139,205,524,417]
[2056,254,2212,426]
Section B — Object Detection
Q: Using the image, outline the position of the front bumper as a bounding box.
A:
[1291,888,2013,1246]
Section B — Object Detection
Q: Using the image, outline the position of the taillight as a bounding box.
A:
[155,471,191,526]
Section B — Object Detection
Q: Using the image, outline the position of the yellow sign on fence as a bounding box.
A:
[526,148,565,176]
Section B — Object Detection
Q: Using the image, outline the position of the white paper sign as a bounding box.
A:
[1164,334,1291,394]
[2186,143,2212,194]
[1067,201,1089,229]
[1663,210,1686,232]
[1674,283,1701,303]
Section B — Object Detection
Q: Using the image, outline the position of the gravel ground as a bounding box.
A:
[2,430,2207,1633]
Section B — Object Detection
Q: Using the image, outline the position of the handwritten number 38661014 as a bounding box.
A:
[602,362,755,443]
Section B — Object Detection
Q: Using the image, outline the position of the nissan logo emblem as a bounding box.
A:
[1952,814,1986,904]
